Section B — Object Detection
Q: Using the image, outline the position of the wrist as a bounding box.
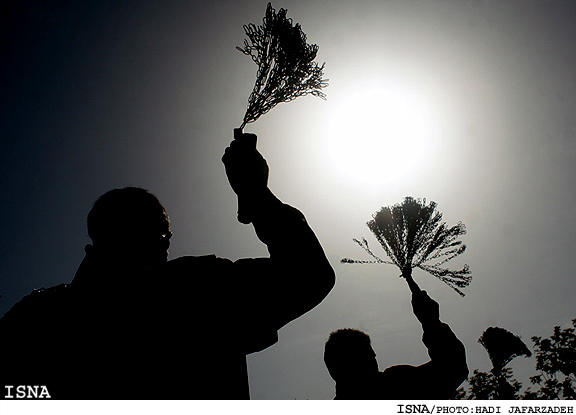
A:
[237,187,282,224]
[420,319,443,331]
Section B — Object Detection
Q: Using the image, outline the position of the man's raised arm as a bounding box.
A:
[411,290,469,396]
[222,129,335,331]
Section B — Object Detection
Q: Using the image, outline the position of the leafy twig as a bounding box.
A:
[237,2,328,129]
[342,197,472,296]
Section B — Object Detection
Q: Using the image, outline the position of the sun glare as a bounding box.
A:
[322,82,436,188]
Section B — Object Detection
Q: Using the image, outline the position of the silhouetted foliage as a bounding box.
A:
[479,327,532,373]
[237,2,328,129]
[457,367,524,400]
[341,197,471,296]
[524,319,576,399]
[457,321,576,400]
[456,327,530,400]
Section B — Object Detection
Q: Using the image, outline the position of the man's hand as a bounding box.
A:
[222,129,270,223]
[411,290,441,326]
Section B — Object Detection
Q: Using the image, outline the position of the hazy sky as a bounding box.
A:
[2,0,576,400]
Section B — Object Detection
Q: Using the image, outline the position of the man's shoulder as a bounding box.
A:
[27,283,68,297]
[1,283,68,325]
[380,363,423,380]
[167,254,232,268]
[164,255,234,281]
[12,283,68,307]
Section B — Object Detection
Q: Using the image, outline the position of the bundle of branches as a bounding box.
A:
[341,196,472,296]
[478,327,532,399]
[479,327,532,373]
[237,2,328,129]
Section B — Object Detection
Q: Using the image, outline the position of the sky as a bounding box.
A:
[1,0,576,401]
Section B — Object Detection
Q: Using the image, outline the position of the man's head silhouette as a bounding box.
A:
[324,328,379,382]
[86,187,171,268]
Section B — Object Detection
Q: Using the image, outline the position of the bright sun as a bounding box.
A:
[322,81,436,188]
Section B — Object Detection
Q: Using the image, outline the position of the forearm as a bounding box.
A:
[422,320,464,356]
[246,189,335,324]
[222,129,335,326]
[412,291,468,384]
[250,189,326,258]
[422,321,469,385]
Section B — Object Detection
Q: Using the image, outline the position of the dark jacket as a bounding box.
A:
[0,201,335,399]
[335,292,468,400]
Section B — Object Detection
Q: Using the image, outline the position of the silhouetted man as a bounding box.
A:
[323,290,468,399]
[0,129,335,399]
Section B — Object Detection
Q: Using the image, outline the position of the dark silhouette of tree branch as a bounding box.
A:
[480,327,532,374]
[342,197,471,296]
[456,327,531,400]
[456,367,524,400]
[524,319,576,399]
[237,2,328,129]
[479,327,532,400]
[456,322,576,400]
